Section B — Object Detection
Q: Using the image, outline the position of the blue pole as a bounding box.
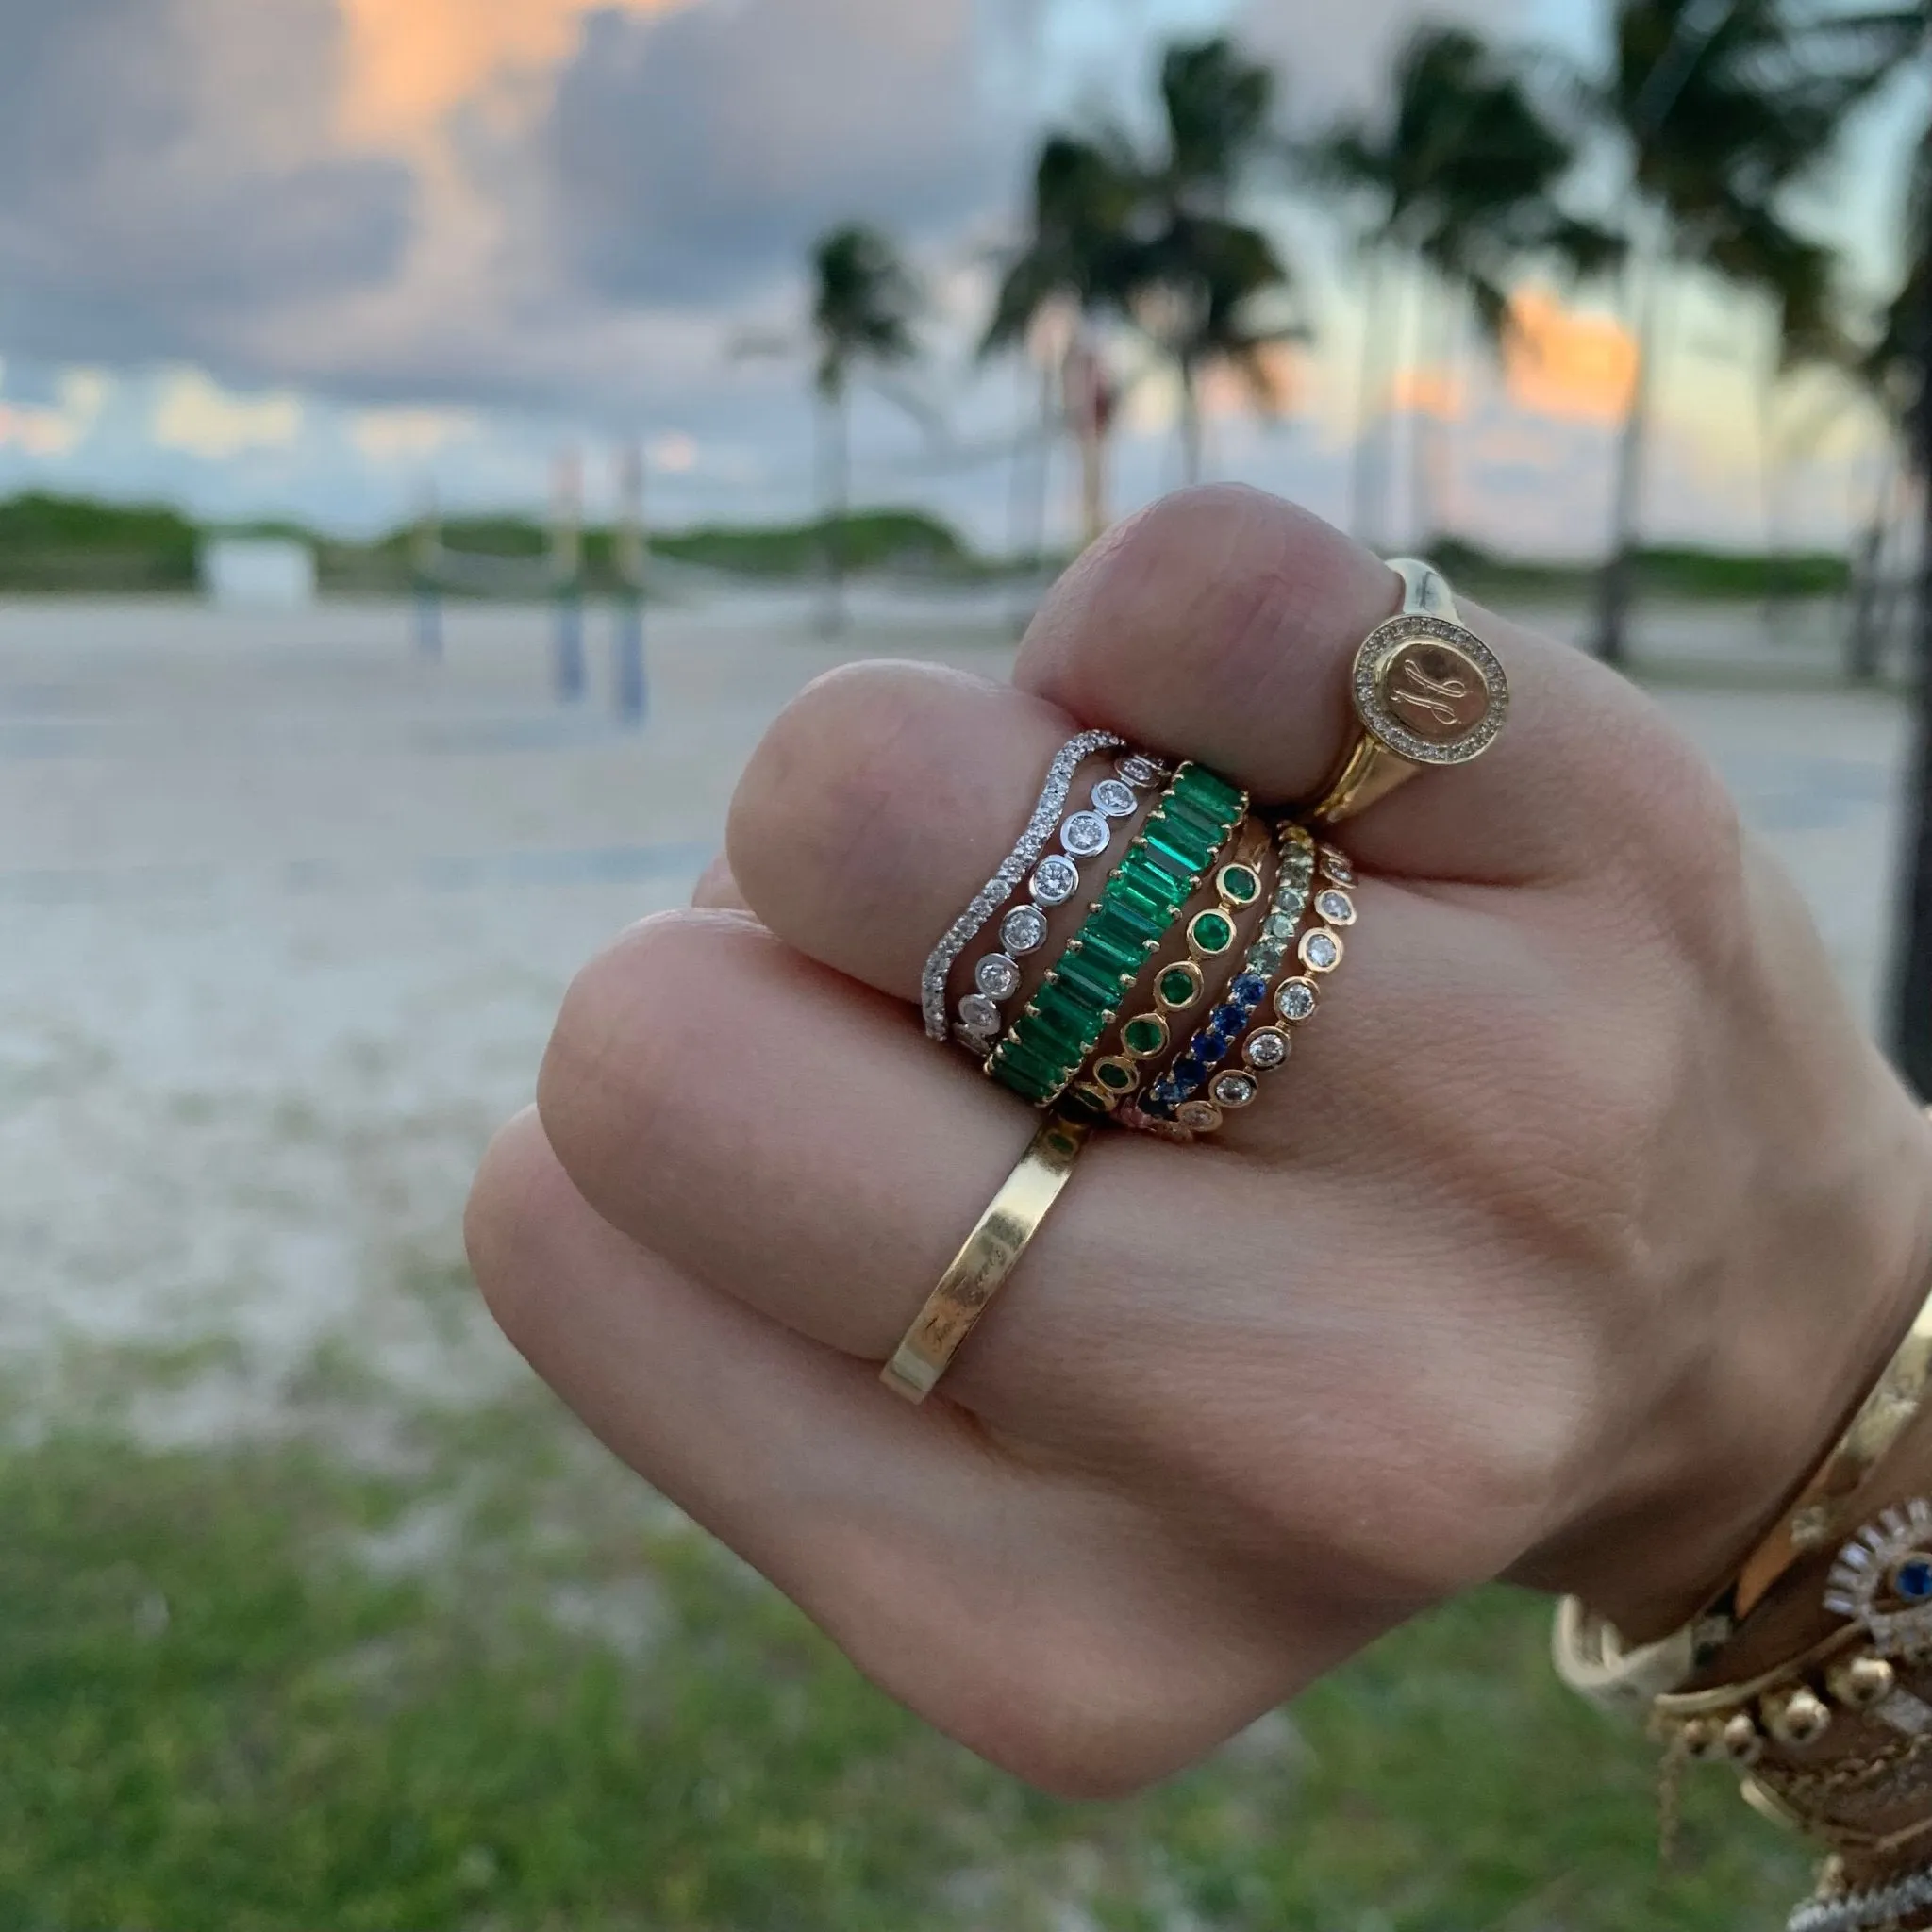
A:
[555,585,586,703]
[415,582,443,662]
[614,591,648,726]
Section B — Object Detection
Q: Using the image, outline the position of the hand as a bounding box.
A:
[465,488,1932,1799]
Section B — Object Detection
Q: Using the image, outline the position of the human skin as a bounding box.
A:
[464,487,1932,1802]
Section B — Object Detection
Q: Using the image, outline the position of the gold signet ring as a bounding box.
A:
[1307,558,1510,828]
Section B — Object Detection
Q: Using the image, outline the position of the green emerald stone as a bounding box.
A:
[992,1052,1055,1102]
[1057,948,1125,1010]
[1032,983,1102,1048]
[1116,858,1183,915]
[1096,1059,1137,1091]
[1221,864,1261,906]
[1018,1022,1085,1079]
[1109,882,1173,939]
[1146,825,1211,881]
[1098,894,1166,948]
[998,1034,1062,1083]
[1123,1015,1169,1058]
[1176,766,1242,818]
[1191,911,1235,955]
[1158,965,1201,1008]
[1081,922,1145,980]
[1160,794,1228,848]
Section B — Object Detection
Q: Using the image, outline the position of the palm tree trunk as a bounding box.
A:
[1406,263,1435,551]
[1848,443,1902,684]
[1081,425,1108,547]
[1067,337,1109,547]
[1179,364,1205,490]
[817,387,850,637]
[1434,301,1469,547]
[1757,345,1787,647]
[1350,252,1392,551]
[1595,249,1666,667]
[1891,194,1932,1098]
[1008,357,1057,635]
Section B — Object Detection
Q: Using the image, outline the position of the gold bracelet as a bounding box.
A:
[881,1113,1091,1405]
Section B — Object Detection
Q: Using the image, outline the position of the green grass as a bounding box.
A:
[0,493,995,597]
[1434,536,1853,604]
[0,1350,1811,1932]
[0,490,1868,608]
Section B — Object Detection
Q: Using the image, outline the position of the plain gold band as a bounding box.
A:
[1308,558,1460,828]
[882,1114,1091,1405]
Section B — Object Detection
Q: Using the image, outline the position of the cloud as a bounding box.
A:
[1236,0,1536,105]
[545,0,1028,308]
[336,0,692,150]
[151,371,306,459]
[349,407,481,463]
[0,0,413,377]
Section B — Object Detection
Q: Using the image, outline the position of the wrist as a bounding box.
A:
[1513,1083,1932,1643]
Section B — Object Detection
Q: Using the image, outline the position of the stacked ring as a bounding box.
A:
[880,1111,1091,1405]
[1131,828,1357,1138]
[987,762,1248,1108]
[1131,822,1314,1131]
[1073,815,1273,1117]
[921,729,1141,1045]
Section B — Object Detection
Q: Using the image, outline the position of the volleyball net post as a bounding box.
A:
[612,443,650,726]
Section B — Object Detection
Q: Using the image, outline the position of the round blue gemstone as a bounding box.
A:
[1233,974,1269,1008]
[1898,1556,1932,1603]
[1211,1003,1248,1041]
[1172,1055,1208,1095]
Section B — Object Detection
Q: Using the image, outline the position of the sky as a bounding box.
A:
[0,0,1920,558]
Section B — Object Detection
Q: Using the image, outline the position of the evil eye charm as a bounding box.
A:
[1826,1498,1932,1660]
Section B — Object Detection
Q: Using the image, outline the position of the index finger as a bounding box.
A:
[1016,487,1719,886]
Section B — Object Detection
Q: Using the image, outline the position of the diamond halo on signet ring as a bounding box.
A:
[1308,558,1510,829]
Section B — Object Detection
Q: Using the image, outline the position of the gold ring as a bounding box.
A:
[881,1113,1091,1405]
[1307,558,1510,828]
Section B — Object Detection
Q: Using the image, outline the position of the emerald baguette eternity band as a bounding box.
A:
[987,761,1247,1108]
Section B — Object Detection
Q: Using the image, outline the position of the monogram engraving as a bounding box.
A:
[1391,656,1473,729]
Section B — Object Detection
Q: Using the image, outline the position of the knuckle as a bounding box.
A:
[536,909,729,1202]
[726,661,950,928]
[464,1108,572,1344]
[1026,485,1380,779]
[965,1660,1192,1802]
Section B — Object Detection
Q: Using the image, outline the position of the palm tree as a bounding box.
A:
[1138,215,1303,487]
[1821,6,1932,1085]
[808,224,921,634]
[1307,26,1616,551]
[984,136,1141,547]
[1817,8,1929,687]
[1137,39,1303,487]
[983,38,1293,537]
[1588,0,1870,664]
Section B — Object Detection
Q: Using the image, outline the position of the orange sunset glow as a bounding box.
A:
[1388,367,1468,422]
[337,0,692,145]
[1504,289,1639,425]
